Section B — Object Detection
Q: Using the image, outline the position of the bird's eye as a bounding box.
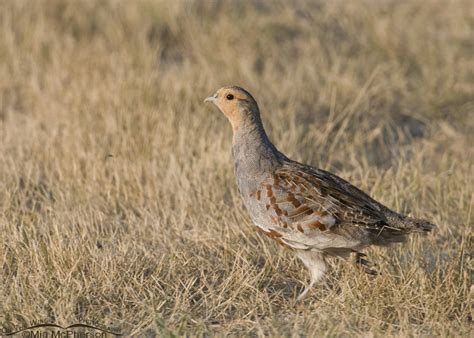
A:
[226,94,234,100]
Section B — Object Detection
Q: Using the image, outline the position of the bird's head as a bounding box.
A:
[204,86,260,132]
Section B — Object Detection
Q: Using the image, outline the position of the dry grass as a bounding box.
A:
[0,0,472,336]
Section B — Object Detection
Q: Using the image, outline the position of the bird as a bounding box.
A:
[204,86,436,301]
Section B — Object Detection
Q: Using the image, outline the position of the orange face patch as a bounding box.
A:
[211,86,258,132]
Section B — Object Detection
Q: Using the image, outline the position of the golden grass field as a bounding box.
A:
[0,0,472,336]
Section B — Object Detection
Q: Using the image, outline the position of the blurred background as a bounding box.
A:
[0,0,472,336]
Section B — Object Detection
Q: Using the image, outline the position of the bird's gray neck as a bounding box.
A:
[232,115,280,189]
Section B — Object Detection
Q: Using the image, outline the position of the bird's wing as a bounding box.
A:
[253,163,394,251]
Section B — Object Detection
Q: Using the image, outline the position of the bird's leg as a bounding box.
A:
[295,251,327,302]
[297,278,316,302]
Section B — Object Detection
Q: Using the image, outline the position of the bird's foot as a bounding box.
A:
[296,287,310,302]
[296,281,315,302]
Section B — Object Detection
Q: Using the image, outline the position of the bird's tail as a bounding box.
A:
[404,217,437,233]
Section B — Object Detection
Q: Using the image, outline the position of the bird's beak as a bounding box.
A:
[204,94,217,104]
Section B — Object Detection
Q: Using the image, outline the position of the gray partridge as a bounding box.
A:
[205,86,435,301]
